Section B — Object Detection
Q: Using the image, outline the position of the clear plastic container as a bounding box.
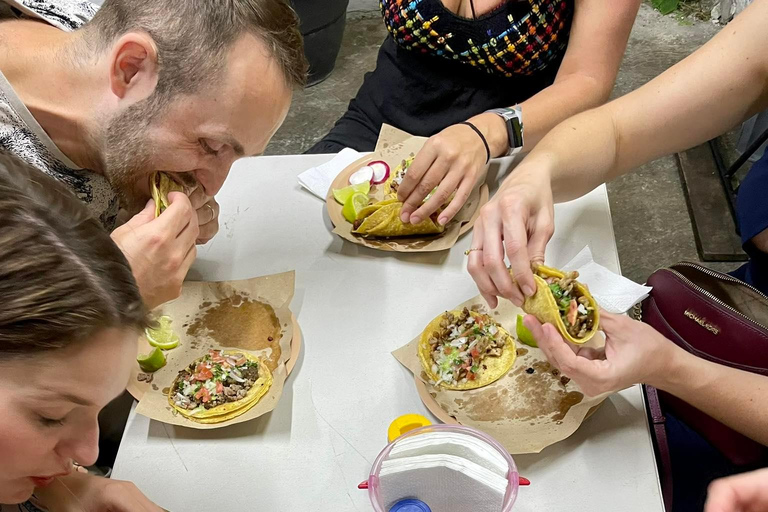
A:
[365,424,519,512]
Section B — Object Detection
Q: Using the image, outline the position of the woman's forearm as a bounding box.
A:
[653,347,768,446]
[527,0,768,203]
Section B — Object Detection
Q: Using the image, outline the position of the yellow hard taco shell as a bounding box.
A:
[520,265,600,344]
[353,202,399,234]
[150,172,184,218]
[354,203,444,238]
[168,352,273,424]
[356,198,399,221]
[418,310,516,390]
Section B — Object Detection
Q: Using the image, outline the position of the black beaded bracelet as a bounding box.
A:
[460,121,490,164]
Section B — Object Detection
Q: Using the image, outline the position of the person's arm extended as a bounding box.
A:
[658,347,768,446]
[398,0,640,224]
[530,0,768,202]
[529,312,768,446]
[473,0,641,154]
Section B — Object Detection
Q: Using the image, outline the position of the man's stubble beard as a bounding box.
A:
[102,99,160,216]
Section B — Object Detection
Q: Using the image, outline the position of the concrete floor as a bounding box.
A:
[266,4,743,283]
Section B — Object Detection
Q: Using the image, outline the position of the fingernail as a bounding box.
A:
[401,212,410,223]
[438,216,447,225]
[523,285,535,297]
[512,297,523,307]
[410,216,421,224]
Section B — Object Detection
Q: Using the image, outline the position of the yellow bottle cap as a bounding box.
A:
[388,414,432,443]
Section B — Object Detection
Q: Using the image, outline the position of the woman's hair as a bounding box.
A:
[0,152,148,356]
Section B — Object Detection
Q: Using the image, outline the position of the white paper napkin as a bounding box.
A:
[563,246,652,314]
[297,148,362,200]
[379,454,508,512]
[387,431,508,478]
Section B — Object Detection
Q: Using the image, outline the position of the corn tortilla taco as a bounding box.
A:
[353,201,444,237]
[418,308,516,390]
[521,264,600,344]
[169,350,272,424]
[150,171,184,218]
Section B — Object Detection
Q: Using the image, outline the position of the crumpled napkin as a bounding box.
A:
[561,246,652,314]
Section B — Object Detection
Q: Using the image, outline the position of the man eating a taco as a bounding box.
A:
[0,0,307,310]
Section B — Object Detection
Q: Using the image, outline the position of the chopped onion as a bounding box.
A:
[368,160,390,185]
[578,304,588,315]
[229,372,246,383]
[450,337,468,347]
[349,166,373,185]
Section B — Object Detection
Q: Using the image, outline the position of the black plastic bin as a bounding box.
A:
[291,0,350,86]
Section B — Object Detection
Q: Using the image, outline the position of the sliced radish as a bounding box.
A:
[349,166,373,185]
[368,160,391,185]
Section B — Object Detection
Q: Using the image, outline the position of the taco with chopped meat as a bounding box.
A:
[385,156,415,195]
[418,308,516,390]
[168,350,272,424]
[352,157,450,237]
[150,171,184,217]
[521,264,600,344]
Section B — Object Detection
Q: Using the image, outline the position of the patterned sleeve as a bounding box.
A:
[4,0,97,31]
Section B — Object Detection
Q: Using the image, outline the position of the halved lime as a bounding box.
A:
[137,347,167,373]
[342,192,370,223]
[333,182,370,205]
[516,314,538,348]
[145,315,179,350]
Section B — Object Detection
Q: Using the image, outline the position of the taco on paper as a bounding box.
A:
[521,264,600,344]
[168,349,272,424]
[150,171,184,217]
[352,201,444,237]
[418,308,516,390]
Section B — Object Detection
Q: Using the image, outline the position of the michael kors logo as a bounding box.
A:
[684,309,720,335]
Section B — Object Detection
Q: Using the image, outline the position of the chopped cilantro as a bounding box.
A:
[549,283,563,299]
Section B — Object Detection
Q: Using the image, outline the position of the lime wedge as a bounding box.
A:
[342,192,370,223]
[516,314,538,348]
[333,182,370,205]
[137,347,167,372]
[145,315,179,350]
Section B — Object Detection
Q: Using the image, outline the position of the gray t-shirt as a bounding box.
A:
[0,0,120,230]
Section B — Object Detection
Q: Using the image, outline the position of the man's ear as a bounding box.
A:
[108,31,159,104]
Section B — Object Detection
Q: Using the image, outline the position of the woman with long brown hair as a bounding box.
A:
[0,154,161,510]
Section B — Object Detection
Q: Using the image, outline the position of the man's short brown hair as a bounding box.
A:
[82,0,307,96]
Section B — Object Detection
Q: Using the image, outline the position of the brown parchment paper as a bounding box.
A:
[393,294,608,454]
[134,271,295,429]
[326,124,489,253]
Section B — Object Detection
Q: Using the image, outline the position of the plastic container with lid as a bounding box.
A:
[362,424,519,512]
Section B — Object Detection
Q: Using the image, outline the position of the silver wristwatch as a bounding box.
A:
[486,105,524,156]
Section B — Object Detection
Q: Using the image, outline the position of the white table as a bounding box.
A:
[113,155,664,512]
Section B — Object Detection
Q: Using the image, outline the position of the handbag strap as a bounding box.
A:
[645,384,673,511]
[634,306,673,509]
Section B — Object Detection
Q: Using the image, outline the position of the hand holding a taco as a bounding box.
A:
[111,190,199,309]
[467,156,555,308]
[397,119,495,227]
[524,311,682,397]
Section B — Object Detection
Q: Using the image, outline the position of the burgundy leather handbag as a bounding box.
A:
[637,262,768,510]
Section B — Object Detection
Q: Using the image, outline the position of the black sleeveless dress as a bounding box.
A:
[307,0,573,153]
